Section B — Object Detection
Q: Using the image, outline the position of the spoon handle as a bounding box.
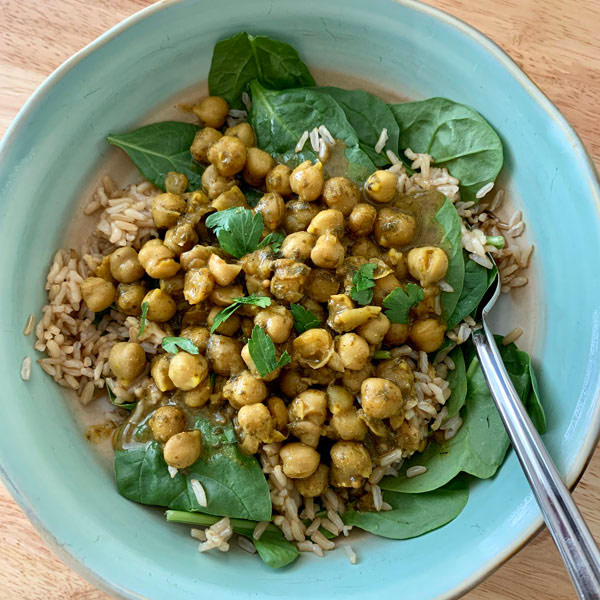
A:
[472,327,600,599]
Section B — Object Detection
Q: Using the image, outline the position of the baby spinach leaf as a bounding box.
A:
[107,122,204,191]
[258,231,285,253]
[211,295,272,334]
[383,283,424,324]
[209,32,315,110]
[317,87,400,167]
[381,343,532,493]
[165,510,299,568]
[350,263,377,305]
[373,350,392,360]
[114,417,271,521]
[137,301,149,338]
[248,325,291,377]
[290,303,321,334]
[343,476,469,539]
[161,336,199,354]
[445,345,467,417]
[526,358,547,434]
[446,256,489,329]
[242,186,264,208]
[106,382,137,411]
[205,207,264,259]
[390,98,503,202]
[435,198,465,318]
[248,81,376,181]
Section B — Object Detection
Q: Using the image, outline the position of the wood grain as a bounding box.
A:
[1,0,599,598]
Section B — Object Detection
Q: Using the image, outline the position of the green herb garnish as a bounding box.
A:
[161,337,199,354]
[383,283,425,324]
[290,303,321,334]
[258,231,285,253]
[209,372,216,387]
[106,381,137,411]
[205,207,264,259]
[486,235,505,249]
[248,325,291,377]
[350,263,378,305]
[210,295,272,334]
[137,302,149,338]
[373,350,392,359]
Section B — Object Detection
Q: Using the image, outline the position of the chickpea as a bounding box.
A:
[212,186,246,211]
[407,246,449,285]
[176,379,212,408]
[181,304,209,328]
[223,370,268,409]
[337,333,370,370]
[164,223,198,256]
[80,277,115,312]
[346,205,375,238]
[180,245,213,270]
[293,328,334,369]
[280,369,310,398]
[190,127,222,163]
[142,289,176,322]
[138,239,180,279]
[266,164,292,197]
[365,170,398,203]
[164,171,188,195]
[279,232,315,261]
[383,248,408,279]
[307,209,344,237]
[150,355,174,392]
[201,164,236,200]
[289,389,327,425]
[93,255,115,282]
[208,305,240,336]
[330,441,372,487]
[238,403,273,442]
[342,363,374,395]
[108,342,146,382]
[295,464,329,497]
[267,396,288,430]
[180,326,210,353]
[289,160,324,202]
[109,247,144,283]
[412,285,440,319]
[283,199,319,234]
[116,282,146,315]
[149,405,185,442]
[225,122,255,147]
[327,385,354,415]
[240,249,273,279]
[207,135,247,177]
[168,352,208,391]
[255,192,285,230]
[193,96,229,128]
[152,193,186,229]
[210,284,243,307]
[385,322,410,345]
[163,430,202,469]
[322,177,359,216]
[356,312,391,345]
[279,442,320,479]
[241,344,281,382]
[254,304,293,344]
[351,237,381,259]
[183,268,214,305]
[372,273,401,306]
[330,410,367,441]
[206,334,245,376]
[300,297,326,323]
[361,377,403,419]
[376,358,415,397]
[206,254,240,287]
[243,147,274,187]
[409,318,446,353]
[270,259,311,303]
[374,207,416,248]
[311,233,344,269]
[304,268,340,303]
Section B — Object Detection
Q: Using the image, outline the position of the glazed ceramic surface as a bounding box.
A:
[0,1,599,599]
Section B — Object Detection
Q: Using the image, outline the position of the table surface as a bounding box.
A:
[1,0,599,598]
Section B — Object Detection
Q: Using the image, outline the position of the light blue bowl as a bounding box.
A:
[1,1,599,598]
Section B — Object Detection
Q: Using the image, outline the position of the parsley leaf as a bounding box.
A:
[105,381,137,411]
[383,283,425,324]
[373,350,391,359]
[350,263,378,305]
[205,207,264,259]
[248,325,291,377]
[290,303,321,333]
[210,295,272,334]
[258,231,285,253]
[161,336,200,354]
[137,302,149,338]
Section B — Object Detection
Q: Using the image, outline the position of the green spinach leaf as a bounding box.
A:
[390,98,503,202]
[205,207,264,259]
[350,263,377,305]
[209,32,315,110]
[343,476,468,539]
[383,283,424,324]
[106,382,137,411]
[161,336,199,354]
[248,325,291,377]
[290,303,321,334]
[446,256,489,329]
[317,87,400,167]
[242,186,264,208]
[165,510,299,568]
[445,345,467,417]
[435,198,465,318]
[107,122,204,191]
[248,81,376,181]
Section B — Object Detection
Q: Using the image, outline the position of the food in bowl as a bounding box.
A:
[29,32,546,568]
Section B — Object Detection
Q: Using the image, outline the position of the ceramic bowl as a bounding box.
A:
[1,1,599,598]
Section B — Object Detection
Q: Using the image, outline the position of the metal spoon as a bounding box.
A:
[472,270,600,598]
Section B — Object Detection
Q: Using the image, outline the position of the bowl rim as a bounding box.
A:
[1,0,599,598]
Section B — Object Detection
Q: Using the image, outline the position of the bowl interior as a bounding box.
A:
[1,1,600,599]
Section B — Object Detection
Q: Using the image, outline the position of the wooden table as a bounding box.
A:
[1,0,599,598]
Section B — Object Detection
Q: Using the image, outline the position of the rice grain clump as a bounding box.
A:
[194,517,233,553]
